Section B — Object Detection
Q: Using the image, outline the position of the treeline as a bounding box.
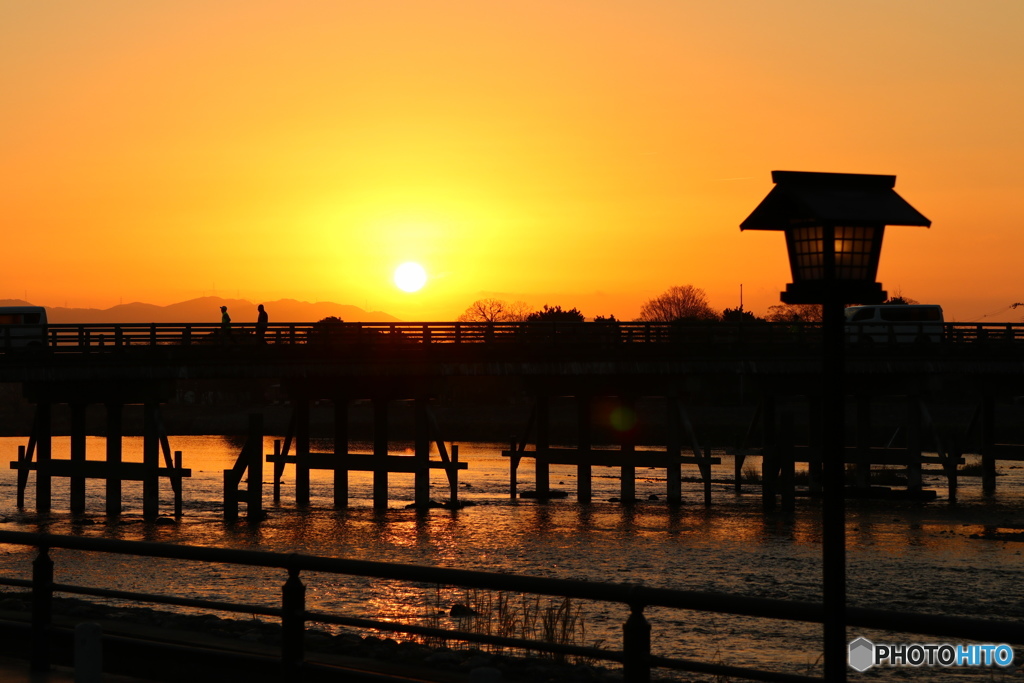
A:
[456,286,920,324]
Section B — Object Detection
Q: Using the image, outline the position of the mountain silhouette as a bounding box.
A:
[1,297,400,324]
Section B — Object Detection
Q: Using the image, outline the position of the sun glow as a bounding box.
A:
[394,262,428,292]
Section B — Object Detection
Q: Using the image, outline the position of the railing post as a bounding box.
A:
[31,545,54,672]
[623,600,651,683]
[75,622,103,683]
[281,565,306,678]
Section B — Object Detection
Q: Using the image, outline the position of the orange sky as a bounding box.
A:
[2,1,1022,322]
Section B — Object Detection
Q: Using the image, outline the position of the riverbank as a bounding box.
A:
[0,591,691,682]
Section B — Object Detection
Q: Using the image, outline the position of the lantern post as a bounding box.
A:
[741,171,930,681]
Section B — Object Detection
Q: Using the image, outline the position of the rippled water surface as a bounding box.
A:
[1,435,1022,680]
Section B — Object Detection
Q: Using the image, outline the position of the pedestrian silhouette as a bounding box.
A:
[255,304,268,343]
[220,305,231,339]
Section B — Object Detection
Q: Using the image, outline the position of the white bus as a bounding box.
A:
[0,306,48,348]
[844,304,944,344]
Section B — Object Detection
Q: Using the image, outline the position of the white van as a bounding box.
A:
[0,306,48,348]
[844,304,944,344]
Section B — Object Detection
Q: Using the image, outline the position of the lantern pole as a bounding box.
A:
[821,287,847,682]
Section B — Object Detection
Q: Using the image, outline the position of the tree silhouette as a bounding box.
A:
[526,304,584,322]
[765,303,823,323]
[884,290,920,305]
[457,298,530,322]
[721,307,764,323]
[638,285,718,322]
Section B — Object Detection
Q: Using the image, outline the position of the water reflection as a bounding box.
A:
[3,437,1024,679]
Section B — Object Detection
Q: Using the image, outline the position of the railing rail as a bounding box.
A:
[3,320,1024,353]
[1,530,1023,682]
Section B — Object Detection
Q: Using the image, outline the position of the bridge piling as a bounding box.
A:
[665,398,682,504]
[35,403,52,514]
[373,398,389,510]
[105,402,123,516]
[619,396,636,503]
[761,396,777,511]
[333,399,348,508]
[414,398,430,507]
[143,403,159,520]
[70,402,86,514]
[536,396,550,499]
[576,395,593,504]
[295,398,311,507]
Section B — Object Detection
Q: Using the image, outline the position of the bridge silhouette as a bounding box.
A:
[2,320,1023,518]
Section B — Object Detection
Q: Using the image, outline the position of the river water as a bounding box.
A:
[0,435,1022,680]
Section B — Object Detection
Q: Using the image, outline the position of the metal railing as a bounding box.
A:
[1,320,1022,354]
[1,530,1023,682]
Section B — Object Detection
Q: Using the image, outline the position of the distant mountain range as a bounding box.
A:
[0,297,400,324]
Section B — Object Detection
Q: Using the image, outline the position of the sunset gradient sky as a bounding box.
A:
[3,1,1022,322]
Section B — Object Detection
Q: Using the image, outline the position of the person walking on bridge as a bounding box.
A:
[220,305,231,341]
[255,304,268,343]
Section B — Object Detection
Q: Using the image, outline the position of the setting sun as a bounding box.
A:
[394,262,428,293]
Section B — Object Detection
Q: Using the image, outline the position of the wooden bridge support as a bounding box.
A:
[265,390,462,513]
[70,403,86,514]
[105,402,122,517]
[224,414,264,521]
[536,395,550,499]
[12,384,189,520]
[507,392,719,505]
[577,395,593,504]
[35,403,52,514]
[296,398,311,507]
[665,397,682,504]
[760,396,777,511]
[414,398,431,508]
[618,396,636,504]
[333,400,348,508]
[373,398,389,511]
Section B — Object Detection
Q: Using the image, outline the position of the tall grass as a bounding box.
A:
[425,587,597,663]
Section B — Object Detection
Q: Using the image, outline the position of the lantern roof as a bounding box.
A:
[740,171,931,231]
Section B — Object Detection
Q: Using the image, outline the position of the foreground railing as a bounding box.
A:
[1,531,1023,682]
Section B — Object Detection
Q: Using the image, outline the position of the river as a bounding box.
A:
[0,436,1022,680]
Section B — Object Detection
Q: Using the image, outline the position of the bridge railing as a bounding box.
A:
[3,530,1024,682]
[20,321,823,351]
[4,321,1024,353]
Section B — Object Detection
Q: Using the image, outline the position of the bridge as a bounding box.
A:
[2,320,1023,518]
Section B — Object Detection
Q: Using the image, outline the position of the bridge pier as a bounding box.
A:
[333,399,348,508]
[536,395,550,499]
[11,382,189,520]
[263,382,462,512]
[576,395,593,504]
[507,389,720,505]
[70,402,86,514]
[373,398,389,511]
